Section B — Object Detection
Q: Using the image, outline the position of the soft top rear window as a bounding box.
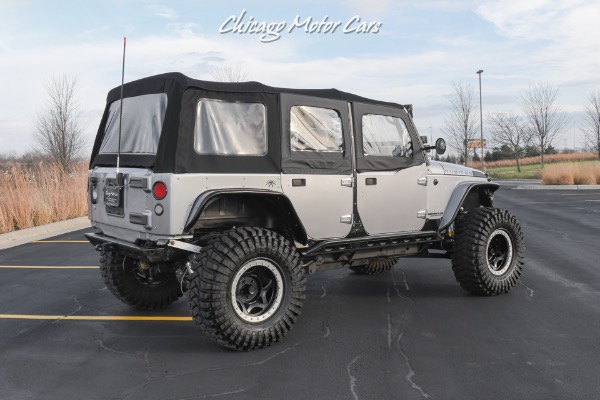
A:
[99,93,168,155]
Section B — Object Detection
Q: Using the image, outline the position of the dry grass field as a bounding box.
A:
[540,162,600,185]
[467,152,598,169]
[0,162,88,234]
[465,152,600,180]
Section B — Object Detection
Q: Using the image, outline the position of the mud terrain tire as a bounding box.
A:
[100,250,183,310]
[452,207,525,296]
[188,227,306,351]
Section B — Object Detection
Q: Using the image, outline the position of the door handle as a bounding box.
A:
[292,179,306,187]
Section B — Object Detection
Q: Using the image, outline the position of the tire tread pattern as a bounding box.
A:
[188,227,306,351]
[451,207,525,296]
[99,251,182,310]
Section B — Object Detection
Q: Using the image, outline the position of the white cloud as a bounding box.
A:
[413,0,475,11]
[146,4,178,19]
[345,0,473,14]
[167,22,200,37]
[345,0,395,15]
[477,0,558,39]
[81,25,110,37]
[477,0,600,85]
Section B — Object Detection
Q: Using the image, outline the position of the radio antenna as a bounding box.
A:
[116,36,126,179]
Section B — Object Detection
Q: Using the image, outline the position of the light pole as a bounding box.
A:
[476,69,484,169]
[429,125,433,146]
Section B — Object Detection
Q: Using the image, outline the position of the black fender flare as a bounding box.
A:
[183,189,308,244]
[438,181,499,231]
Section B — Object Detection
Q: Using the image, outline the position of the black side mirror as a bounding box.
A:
[423,138,446,155]
[435,138,446,155]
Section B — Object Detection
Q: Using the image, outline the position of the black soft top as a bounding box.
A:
[105,72,409,110]
[90,72,415,173]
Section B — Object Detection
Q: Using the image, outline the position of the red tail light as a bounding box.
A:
[152,181,167,200]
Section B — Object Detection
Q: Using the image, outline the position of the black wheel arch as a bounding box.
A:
[438,181,499,232]
[183,189,308,245]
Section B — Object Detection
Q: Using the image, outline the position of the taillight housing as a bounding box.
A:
[152,181,167,200]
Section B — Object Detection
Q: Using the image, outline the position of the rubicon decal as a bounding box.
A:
[443,169,474,176]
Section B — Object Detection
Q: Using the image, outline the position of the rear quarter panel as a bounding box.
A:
[89,169,283,241]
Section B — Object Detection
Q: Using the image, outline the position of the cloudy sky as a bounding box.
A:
[1,0,598,155]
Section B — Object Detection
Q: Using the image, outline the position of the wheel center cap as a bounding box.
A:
[238,277,260,301]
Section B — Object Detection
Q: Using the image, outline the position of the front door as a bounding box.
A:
[280,94,354,239]
[352,103,428,235]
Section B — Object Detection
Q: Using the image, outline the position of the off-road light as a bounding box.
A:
[154,204,164,216]
[152,181,167,200]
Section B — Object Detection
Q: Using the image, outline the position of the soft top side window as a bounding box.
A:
[194,99,267,156]
[290,106,343,152]
[362,114,413,158]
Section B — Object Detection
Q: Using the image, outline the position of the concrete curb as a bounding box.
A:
[0,217,91,251]
[515,184,600,190]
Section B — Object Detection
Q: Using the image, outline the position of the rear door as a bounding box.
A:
[89,93,169,233]
[280,94,354,239]
[353,103,428,235]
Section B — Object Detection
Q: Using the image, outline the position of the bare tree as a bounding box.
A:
[210,65,248,82]
[582,89,600,159]
[488,111,532,172]
[443,82,479,165]
[34,75,86,170]
[519,83,567,167]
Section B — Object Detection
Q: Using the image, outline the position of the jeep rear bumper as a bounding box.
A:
[85,232,170,263]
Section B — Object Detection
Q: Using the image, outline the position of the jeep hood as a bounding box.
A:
[429,161,486,178]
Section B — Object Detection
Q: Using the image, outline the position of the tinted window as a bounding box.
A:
[194,99,267,156]
[290,106,343,152]
[362,114,412,157]
[100,93,167,154]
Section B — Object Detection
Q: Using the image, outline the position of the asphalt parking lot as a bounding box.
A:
[1,184,599,400]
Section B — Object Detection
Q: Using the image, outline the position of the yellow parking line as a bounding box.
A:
[0,314,192,321]
[0,266,98,269]
[32,240,89,243]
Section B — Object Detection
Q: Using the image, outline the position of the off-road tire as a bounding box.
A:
[350,257,399,275]
[100,250,183,310]
[451,207,525,296]
[188,227,306,351]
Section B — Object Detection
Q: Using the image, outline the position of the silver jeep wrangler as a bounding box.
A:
[86,73,525,351]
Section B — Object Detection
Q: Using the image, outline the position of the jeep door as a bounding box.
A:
[280,94,354,239]
[353,103,428,234]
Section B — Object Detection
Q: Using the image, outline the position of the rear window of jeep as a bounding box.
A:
[100,93,168,155]
[194,99,267,156]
